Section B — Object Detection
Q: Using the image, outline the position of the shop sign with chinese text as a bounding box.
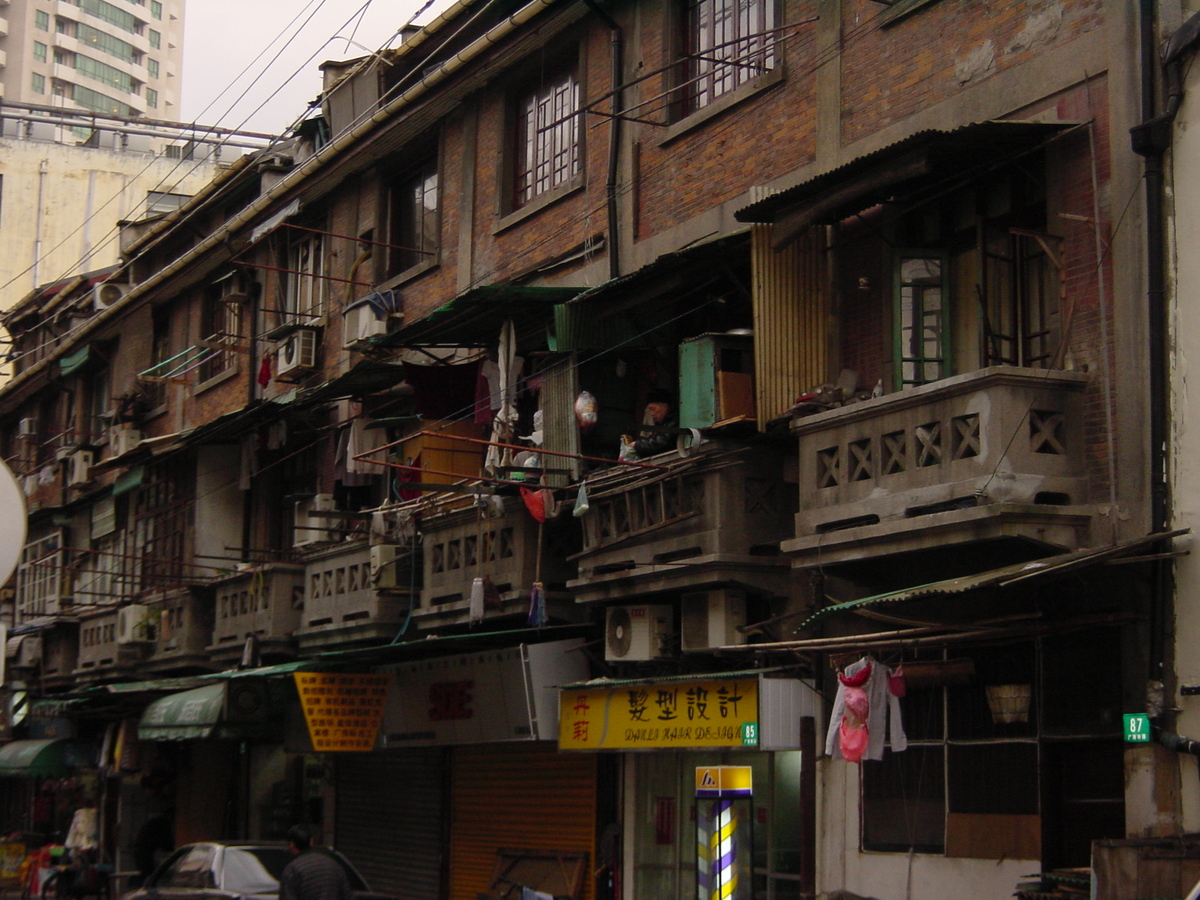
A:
[559,678,759,749]
[294,672,390,751]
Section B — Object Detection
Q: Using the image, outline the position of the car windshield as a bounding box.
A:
[222,848,289,895]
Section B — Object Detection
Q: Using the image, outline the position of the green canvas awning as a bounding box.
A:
[0,739,79,777]
[111,466,145,497]
[59,345,94,377]
[138,683,226,741]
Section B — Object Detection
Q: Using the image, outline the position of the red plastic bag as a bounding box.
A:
[520,486,553,522]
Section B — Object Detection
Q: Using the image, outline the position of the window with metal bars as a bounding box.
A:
[679,0,775,116]
[513,65,581,208]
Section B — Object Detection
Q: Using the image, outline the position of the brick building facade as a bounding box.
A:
[0,1,1186,899]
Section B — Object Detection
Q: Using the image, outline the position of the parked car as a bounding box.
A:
[122,842,394,900]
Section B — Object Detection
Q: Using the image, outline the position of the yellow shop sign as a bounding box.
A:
[559,678,759,750]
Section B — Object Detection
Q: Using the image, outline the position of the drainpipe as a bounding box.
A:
[32,159,48,289]
[582,0,623,280]
[242,277,262,564]
[1130,0,1183,713]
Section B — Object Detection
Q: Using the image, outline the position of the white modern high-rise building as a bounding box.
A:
[0,0,184,119]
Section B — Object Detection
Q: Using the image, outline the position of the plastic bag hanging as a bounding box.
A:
[527,582,547,627]
[469,577,485,623]
[521,486,552,522]
[573,482,590,517]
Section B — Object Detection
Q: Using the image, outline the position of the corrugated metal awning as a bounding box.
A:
[554,234,746,351]
[801,529,1188,629]
[560,666,790,690]
[734,120,1075,249]
[378,285,581,349]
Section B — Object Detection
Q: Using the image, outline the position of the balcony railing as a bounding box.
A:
[209,564,304,658]
[784,367,1092,561]
[146,587,215,671]
[418,496,578,626]
[76,607,148,677]
[297,542,417,649]
[570,442,793,602]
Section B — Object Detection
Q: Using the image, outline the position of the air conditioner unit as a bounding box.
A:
[109,426,143,457]
[116,604,153,644]
[680,590,747,652]
[370,544,399,588]
[226,680,268,720]
[293,493,336,546]
[277,327,319,378]
[93,282,131,311]
[343,301,387,348]
[605,604,672,662]
[17,417,35,437]
[68,449,94,486]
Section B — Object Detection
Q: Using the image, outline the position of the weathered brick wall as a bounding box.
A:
[839,0,1105,145]
[632,0,820,239]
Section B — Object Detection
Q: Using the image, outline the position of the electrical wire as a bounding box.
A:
[0,0,420,313]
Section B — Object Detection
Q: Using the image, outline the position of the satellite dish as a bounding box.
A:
[0,459,25,584]
[606,607,632,659]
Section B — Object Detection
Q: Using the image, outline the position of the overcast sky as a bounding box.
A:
[180,0,450,136]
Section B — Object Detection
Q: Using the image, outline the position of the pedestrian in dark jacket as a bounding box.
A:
[280,826,352,900]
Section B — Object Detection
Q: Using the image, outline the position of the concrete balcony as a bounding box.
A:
[40,624,79,689]
[75,607,147,680]
[296,542,416,650]
[143,587,216,673]
[569,442,794,604]
[782,366,1094,566]
[52,32,79,54]
[209,564,304,662]
[417,496,580,628]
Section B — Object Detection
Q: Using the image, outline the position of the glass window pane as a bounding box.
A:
[771,751,802,875]
[862,746,945,853]
[947,743,1037,815]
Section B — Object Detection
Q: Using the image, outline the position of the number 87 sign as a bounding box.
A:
[1124,713,1151,743]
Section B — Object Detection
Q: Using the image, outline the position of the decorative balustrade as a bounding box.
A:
[147,587,214,671]
[785,367,1092,559]
[419,496,577,626]
[571,442,793,602]
[209,564,304,658]
[297,542,416,649]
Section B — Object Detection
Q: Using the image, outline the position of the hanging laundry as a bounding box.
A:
[825,656,908,762]
[837,664,872,762]
[257,354,272,387]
